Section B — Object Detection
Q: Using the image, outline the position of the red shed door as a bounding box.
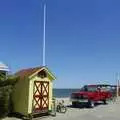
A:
[33,81,49,113]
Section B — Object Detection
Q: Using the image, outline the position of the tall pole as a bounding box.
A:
[43,3,46,66]
[116,72,119,97]
[118,79,119,97]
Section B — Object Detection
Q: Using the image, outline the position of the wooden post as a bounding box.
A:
[118,80,120,96]
[116,73,120,98]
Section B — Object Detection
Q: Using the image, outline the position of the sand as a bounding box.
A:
[2,97,120,120]
[35,97,120,120]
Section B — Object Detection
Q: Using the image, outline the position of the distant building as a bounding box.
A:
[0,62,9,80]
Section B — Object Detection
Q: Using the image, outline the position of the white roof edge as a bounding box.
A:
[0,61,9,72]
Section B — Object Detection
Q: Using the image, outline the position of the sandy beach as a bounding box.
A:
[37,97,120,120]
[3,97,120,120]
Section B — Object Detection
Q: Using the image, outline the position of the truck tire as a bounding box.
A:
[103,100,107,104]
[88,100,95,108]
[72,102,77,107]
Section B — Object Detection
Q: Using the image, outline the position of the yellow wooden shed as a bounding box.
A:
[12,66,56,117]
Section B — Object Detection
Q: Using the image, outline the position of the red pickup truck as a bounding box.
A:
[70,85,112,108]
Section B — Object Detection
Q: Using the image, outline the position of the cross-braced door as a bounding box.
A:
[33,81,49,113]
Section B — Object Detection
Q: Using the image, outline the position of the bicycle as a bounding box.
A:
[56,100,67,113]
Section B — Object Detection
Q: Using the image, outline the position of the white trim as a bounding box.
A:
[29,67,56,80]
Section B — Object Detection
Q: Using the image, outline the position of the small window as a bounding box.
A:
[38,70,47,78]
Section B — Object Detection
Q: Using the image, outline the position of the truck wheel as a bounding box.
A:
[72,102,77,107]
[103,100,107,104]
[88,100,95,108]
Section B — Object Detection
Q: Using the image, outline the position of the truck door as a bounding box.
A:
[94,87,101,101]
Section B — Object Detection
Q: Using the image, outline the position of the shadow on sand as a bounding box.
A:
[67,102,108,109]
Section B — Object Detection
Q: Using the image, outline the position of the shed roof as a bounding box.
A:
[15,66,56,80]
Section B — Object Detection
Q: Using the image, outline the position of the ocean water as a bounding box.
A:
[53,88,80,98]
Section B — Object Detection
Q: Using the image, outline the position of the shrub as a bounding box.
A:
[0,86,11,117]
[0,75,19,118]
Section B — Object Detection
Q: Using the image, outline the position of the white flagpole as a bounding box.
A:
[43,3,46,66]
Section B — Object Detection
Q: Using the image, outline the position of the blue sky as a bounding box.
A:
[0,0,120,88]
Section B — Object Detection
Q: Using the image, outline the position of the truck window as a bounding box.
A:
[87,86,97,92]
[80,86,88,91]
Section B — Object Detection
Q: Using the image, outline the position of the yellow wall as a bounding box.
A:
[28,75,53,114]
[12,77,29,115]
[12,72,54,115]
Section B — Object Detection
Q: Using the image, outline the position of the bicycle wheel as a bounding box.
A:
[60,106,67,113]
[56,105,61,112]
